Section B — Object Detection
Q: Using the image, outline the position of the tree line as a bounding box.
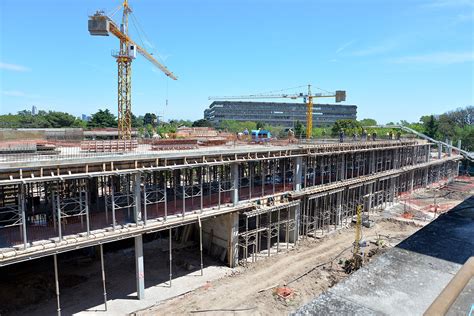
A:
[0,106,472,150]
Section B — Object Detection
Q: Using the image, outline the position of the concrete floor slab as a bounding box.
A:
[294,196,474,316]
[292,292,382,316]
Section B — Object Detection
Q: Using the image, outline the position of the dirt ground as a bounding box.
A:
[135,177,473,316]
[2,178,471,315]
[135,218,421,316]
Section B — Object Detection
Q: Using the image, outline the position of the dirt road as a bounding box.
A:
[135,218,421,315]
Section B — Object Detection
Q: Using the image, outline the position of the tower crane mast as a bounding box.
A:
[88,0,177,139]
[209,85,346,139]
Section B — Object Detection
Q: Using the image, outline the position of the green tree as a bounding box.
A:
[131,113,143,128]
[88,109,117,128]
[145,124,155,138]
[331,119,362,136]
[44,111,77,128]
[143,113,157,127]
[359,118,377,126]
[219,120,257,133]
[294,121,305,138]
[192,119,213,127]
[256,121,265,130]
[437,114,456,139]
[423,115,438,138]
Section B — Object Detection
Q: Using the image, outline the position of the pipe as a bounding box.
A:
[424,257,474,315]
[54,254,61,316]
[100,244,108,311]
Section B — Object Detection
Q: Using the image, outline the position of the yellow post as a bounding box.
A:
[353,205,362,256]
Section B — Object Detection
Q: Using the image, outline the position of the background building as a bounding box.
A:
[31,105,38,115]
[204,101,357,128]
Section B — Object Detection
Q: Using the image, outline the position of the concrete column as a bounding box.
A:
[409,171,414,192]
[427,144,431,162]
[438,143,442,159]
[288,205,299,244]
[231,163,239,206]
[294,157,303,191]
[457,140,462,152]
[133,173,142,223]
[448,140,453,157]
[135,235,145,300]
[229,212,239,268]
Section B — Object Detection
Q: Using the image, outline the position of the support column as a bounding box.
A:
[231,163,239,206]
[448,140,452,157]
[100,244,108,311]
[228,212,239,268]
[438,143,442,159]
[54,254,61,316]
[133,173,142,224]
[198,217,204,275]
[135,235,145,300]
[457,139,462,152]
[294,157,302,191]
[427,144,431,162]
[20,184,28,249]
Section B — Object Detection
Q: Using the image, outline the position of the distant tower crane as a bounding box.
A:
[88,0,177,139]
[209,85,346,139]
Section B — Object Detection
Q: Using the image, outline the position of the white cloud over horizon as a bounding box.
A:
[2,90,40,98]
[0,62,31,72]
[390,51,474,64]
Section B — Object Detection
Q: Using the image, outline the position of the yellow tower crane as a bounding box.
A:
[209,85,346,139]
[88,0,177,139]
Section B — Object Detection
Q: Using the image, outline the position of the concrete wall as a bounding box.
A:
[202,213,239,267]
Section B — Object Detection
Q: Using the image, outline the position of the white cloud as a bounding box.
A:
[2,90,40,98]
[336,39,357,54]
[0,62,31,72]
[351,40,398,56]
[390,52,474,64]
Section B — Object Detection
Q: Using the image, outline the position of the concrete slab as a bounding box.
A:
[294,196,474,316]
[292,292,382,316]
[327,250,457,315]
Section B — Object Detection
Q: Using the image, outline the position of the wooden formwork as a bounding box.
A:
[80,140,138,152]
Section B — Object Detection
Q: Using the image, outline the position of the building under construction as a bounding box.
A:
[0,137,464,313]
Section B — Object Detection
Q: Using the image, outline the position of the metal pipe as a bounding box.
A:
[424,257,474,315]
[100,244,108,311]
[54,254,61,316]
[20,184,27,249]
[169,228,172,287]
[85,190,90,236]
[111,177,116,231]
[198,216,203,276]
[56,192,62,240]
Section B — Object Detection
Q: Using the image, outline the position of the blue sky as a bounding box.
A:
[0,0,473,124]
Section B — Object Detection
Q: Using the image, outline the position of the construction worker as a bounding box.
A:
[372,132,377,141]
[362,129,367,141]
[339,129,345,143]
[396,131,401,141]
